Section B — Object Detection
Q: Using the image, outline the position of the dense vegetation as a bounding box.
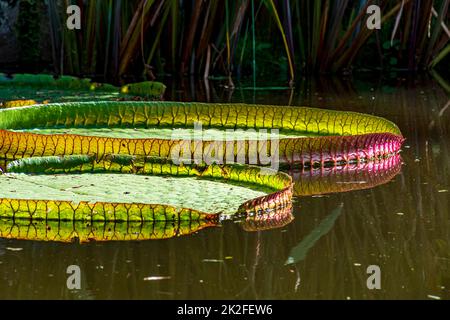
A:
[2,0,449,84]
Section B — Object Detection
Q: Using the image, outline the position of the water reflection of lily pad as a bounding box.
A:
[0,218,218,243]
[290,154,402,196]
[240,204,294,232]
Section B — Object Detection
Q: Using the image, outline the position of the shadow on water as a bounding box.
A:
[0,73,449,299]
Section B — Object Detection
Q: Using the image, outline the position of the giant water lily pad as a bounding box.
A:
[0,155,293,222]
[0,95,403,243]
[0,73,166,104]
[0,77,406,244]
[0,101,404,167]
[0,173,266,215]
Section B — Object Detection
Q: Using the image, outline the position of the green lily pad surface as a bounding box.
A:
[0,173,266,214]
[0,74,166,104]
[0,173,266,215]
[12,127,309,140]
[0,86,122,103]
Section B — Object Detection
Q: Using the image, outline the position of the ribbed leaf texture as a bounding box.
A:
[0,101,403,232]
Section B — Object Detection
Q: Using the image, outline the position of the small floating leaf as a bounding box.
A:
[285,203,344,265]
[143,276,171,281]
[6,247,23,251]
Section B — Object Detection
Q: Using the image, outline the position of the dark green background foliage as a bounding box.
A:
[0,0,448,83]
[16,0,41,65]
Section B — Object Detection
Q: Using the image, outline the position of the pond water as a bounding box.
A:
[0,75,449,299]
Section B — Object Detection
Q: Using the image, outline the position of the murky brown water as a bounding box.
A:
[0,75,449,299]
